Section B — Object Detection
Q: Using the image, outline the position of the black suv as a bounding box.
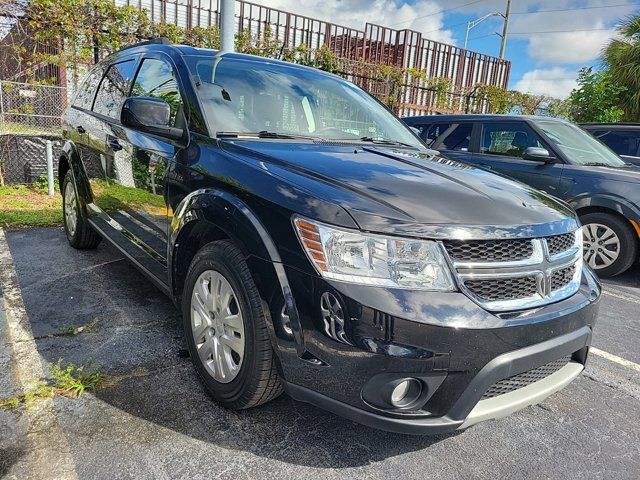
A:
[581,123,640,165]
[60,41,600,434]
[404,114,640,277]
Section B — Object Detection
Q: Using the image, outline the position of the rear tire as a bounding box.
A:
[580,212,638,277]
[62,170,101,250]
[182,240,283,409]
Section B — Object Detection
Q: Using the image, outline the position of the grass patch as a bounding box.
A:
[0,183,62,229]
[0,359,104,411]
[0,178,167,229]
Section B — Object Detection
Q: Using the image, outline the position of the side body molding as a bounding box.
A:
[169,189,306,355]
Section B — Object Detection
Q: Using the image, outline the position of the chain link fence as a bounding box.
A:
[0,81,66,185]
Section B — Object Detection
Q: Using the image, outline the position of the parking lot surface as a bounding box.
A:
[1,227,640,479]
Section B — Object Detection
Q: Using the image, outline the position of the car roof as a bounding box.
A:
[104,39,329,76]
[403,114,567,123]
[581,123,640,129]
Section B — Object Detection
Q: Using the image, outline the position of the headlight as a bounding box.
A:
[293,217,456,290]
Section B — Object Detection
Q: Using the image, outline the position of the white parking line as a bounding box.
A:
[590,347,640,373]
[0,229,79,479]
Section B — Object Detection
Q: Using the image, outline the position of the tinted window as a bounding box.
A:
[72,67,103,110]
[131,58,182,126]
[592,129,640,157]
[481,123,544,158]
[440,123,472,151]
[92,60,137,119]
[419,123,451,146]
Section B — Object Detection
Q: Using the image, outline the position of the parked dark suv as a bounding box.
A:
[581,123,640,165]
[60,40,600,434]
[404,114,640,277]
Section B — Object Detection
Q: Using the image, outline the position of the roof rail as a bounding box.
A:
[114,37,172,55]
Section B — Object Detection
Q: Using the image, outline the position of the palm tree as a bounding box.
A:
[603,15,640,121]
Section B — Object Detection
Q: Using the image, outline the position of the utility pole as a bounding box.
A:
[499,0,511,59]
[220,0,235,52]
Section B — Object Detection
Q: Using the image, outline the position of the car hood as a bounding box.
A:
[221,140,578,238]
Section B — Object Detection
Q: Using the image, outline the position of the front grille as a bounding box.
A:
[551,265,576,291]
[443,239,533,262]
[481,356,572,399]
[547,233,576,256]
[443,230,581,311]
[465,276,538,301]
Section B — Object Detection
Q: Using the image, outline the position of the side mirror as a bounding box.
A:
[121,96,184,141]
[522,146,554,162]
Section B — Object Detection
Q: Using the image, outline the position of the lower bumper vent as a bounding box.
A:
[481,356,572,400]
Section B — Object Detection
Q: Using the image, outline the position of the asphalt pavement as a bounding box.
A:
[1,227,639,479]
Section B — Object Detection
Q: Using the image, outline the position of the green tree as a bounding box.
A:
[603,15,640,121]
[569,67,625,123]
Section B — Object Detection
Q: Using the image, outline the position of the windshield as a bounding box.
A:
[535,120,626,167]
[186,56,423,148]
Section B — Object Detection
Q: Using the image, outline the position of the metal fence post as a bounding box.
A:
[46,140,54,195]
[0,80,4,134]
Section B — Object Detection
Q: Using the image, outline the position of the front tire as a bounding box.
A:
[62,170,101,249]
[581,212,638,277]
[182,240,283,409]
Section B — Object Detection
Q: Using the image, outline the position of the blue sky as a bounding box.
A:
[265,0,640,98]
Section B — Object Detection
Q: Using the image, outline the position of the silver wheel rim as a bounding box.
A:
[583,223,620,269]
[190,270,245,383]
[64,181,78,237]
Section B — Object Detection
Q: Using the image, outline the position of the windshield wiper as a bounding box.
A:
[581,162,618,167]
[358,136,416,148]
[217,131,320,140]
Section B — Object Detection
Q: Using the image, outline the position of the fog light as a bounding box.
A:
[389,378,422,408]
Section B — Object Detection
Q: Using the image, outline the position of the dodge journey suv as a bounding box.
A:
[59,39,600,434]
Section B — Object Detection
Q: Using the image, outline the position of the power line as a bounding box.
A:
[511,2,639,15]
[469,26,612,41]
[388,0,486,27]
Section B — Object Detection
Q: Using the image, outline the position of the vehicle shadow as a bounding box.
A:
[9,229,459,469]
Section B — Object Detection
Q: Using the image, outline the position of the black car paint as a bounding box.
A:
[404,114,640,229]
[59,46,600,434]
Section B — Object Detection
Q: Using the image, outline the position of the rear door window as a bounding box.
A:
[92,60,137,119]
[481,122,545,158]
[72,67,104,110]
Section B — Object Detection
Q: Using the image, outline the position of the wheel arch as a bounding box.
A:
[169,189,305,355]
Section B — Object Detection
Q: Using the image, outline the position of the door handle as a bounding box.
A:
[479,163,492,169]
[76,126,86,134]
[108,139,123,152]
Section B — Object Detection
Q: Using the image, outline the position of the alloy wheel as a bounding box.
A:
[64,180,78,237]
[190,270,245,383]
[582,223,620,270]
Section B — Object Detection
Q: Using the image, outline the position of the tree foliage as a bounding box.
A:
[602,15,640,121]
[568,67,625,123]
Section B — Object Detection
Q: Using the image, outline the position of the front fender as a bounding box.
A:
[568,192,640,223]
[169,188,305,355]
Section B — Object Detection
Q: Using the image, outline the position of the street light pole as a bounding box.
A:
[463,12,502,50]
[220,0,235,52]
[499,0,511,59]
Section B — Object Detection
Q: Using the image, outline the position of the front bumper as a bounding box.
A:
[284,326,591,434]
[258,259,600,435]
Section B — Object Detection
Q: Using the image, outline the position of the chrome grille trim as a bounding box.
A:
[443,230,583,312]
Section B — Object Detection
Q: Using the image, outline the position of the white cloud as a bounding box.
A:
[525,27,615,64]
[256,0,455,44]
[514,67,578,98]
